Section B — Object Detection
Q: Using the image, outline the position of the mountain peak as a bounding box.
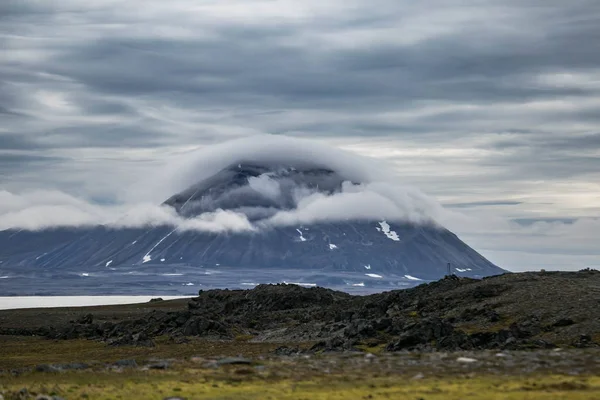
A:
[163,162,352,220]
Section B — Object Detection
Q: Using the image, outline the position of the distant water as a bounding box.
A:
[0,296,187,310]
[0,265,426,297]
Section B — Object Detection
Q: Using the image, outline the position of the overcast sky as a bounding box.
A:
[1,0,599,271]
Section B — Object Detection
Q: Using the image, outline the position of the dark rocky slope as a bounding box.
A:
[1,270,598,352]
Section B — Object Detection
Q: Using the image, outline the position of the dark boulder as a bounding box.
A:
[76,313,94,324]
[386,318,469,351]
[181,317,230,337]
[553,318,575,327]
[106,332,155,347]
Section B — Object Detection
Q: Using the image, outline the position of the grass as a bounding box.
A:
[354,343,386,355]
[456,316,517,335]
[0,335,287,370]
[1,371,599,400]
[2,336,600,399]
[234,334,256,342]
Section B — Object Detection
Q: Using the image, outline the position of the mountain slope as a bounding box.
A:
[0,163,505,295]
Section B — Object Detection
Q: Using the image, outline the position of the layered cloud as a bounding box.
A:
[0,189,254,233]
[0,136,441,231]
[1,1,599,270]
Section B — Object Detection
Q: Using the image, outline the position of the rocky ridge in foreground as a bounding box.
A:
[1,270,599,353]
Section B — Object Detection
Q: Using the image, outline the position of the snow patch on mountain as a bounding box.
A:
[296,229,307,242]
[455,268,472,272]
[378,221,400,241]
[283,281,317,287]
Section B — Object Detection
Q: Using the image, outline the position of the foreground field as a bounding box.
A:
[2,272,599,399]
[3,371,600,400]
[1,336,600,400]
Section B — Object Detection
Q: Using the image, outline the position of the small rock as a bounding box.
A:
[553,318,575,327]
[216,357,252,366]
[163,397,186,400]
[169,334,190,344]
[456,357,478,363]
[504,337,517,346]
[108,333,155,347]
[35,396,53,400]
[35,363,89,372]
[114,359,137,367]
[150,297,164,303]
[59,362,90,370]
[148,362,170,370]
[495,353,507,357]
[35,364,59,373]
[274,346,300,356]
[572,334,596,348]
[76,313,94,324]
[364,353,377,360]
[412,372,425,380]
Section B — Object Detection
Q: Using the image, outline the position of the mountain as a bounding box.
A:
[0,163,505,295]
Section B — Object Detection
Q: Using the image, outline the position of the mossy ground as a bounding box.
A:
[2,371,599,400]
[2,336,600,399]
[0,335,290,370]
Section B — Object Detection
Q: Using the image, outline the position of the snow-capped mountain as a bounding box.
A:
[0,163,505,295]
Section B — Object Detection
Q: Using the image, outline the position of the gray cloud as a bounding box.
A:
[1,0,599,270]
[0,134,45,150]
[445,201,523,209]
[0,136,442,230]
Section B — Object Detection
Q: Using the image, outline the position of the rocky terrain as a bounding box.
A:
[2,345,599,400]
[2,270,599,352]
[1,270,600,399]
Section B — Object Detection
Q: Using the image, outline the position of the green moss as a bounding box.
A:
[355,343,386,355]
[457,316,516,335]
[234,334,255,342]
[1,372,598,400]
